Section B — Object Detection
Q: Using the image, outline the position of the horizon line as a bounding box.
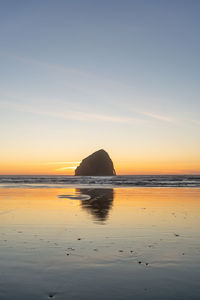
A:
[0,173,199,176]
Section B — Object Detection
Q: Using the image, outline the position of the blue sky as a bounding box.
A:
[0,0,199,174]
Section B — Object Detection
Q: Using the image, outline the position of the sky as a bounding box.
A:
[0,0,200,175]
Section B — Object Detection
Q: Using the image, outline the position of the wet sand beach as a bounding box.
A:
[0,187,200,299]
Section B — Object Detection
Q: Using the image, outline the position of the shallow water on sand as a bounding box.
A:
[0,187,200,299]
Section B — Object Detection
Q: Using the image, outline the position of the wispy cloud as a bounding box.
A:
[56,166,77,171]
[1,52,88,78]
[45,161,80,172]
[46,161,80,165]
[135,110,174,123]
[0,52,180,125]
[0,99,144,124]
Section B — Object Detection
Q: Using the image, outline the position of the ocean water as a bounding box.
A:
[0,178,200,299]
[0,174,199,188]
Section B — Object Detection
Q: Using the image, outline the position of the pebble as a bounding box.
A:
[48,292,56,298]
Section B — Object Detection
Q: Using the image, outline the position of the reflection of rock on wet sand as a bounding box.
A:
[77,189,114,223]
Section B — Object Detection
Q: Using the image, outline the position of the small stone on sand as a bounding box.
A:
[48,293,56,298]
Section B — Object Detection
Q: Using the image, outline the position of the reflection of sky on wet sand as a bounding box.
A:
[0,188,200,299]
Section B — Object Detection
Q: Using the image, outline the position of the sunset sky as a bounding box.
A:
[0,0,200,175]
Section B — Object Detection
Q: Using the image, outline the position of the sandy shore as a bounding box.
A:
[0,187,200,299]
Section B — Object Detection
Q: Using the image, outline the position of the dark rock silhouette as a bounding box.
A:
[77,188,114,222]
[75,149,116,176]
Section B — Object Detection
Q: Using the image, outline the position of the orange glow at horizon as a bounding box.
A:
[0,159,199,175]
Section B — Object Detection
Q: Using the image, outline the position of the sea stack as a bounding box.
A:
[75,149,116,176]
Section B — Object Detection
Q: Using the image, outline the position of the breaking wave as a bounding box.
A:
[0,175,199,188]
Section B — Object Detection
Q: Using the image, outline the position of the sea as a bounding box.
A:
[0,174,199,188]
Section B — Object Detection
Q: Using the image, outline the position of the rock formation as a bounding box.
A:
[75,149,116,176]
